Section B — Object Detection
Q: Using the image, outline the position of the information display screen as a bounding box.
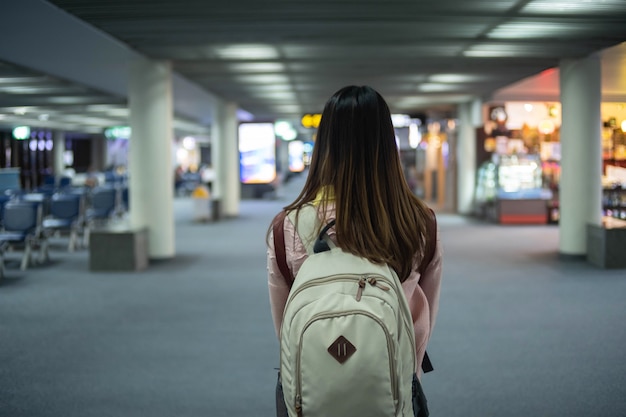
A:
[288,141,305,173]
[239,123,276,184]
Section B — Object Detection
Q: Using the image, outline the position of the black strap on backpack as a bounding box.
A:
[272,209,437,373]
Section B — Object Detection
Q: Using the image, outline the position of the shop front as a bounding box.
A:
[474,101,626,225]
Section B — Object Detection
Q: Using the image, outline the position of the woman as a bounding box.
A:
[267,85,442,415]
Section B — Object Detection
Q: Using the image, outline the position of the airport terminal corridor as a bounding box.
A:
[1,174,625,417]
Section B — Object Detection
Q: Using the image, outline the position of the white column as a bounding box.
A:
[212,101,240,217]
[211,104,226,210]
[53,131,65,176]
[128,58,175,259]
[456,101,478,214]
[559,54,603,256]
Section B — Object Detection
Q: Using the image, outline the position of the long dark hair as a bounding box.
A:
[280,85,434,281]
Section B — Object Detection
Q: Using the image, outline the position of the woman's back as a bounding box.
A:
[283,85,435,281]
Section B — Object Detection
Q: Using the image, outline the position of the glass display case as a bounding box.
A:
[475,154,552,224]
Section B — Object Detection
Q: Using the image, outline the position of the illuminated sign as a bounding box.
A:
[12,126,30,140]
[301,113,322,129]
[104,126,131,140]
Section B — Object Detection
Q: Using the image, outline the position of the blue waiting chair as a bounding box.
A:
[83,187,117,246]
[0,201,41,278]
[42,193,83,252]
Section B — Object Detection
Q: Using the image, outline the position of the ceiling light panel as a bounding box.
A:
[523,0,626,14]
[228,62,286,73]
[429,74,488,83]
[487,21,592,39]
[235,74,291,84]
[281,44,463,59]
[0,86,80,94]
[47,96,112,104]
[0,76,52,85]
[418,83,460,92]
[248,91,298,100]
[214,44,280,60]
[241,84,293,93]
[463,43,560,57]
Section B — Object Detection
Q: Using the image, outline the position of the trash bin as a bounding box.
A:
[191,185,212,222]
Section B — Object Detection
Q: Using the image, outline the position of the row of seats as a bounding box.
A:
[0,185,128,280]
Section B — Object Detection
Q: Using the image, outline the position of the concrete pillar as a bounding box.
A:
[128,58,175,259]
[457,101,478,214]
[278,138,289,180]
[559,54,603,256]
[53,131,65,176]
[211,101,240,217]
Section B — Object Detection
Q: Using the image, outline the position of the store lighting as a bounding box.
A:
[176,148,187,161]
[622,120,626,133]
[538,120,556,135]
[182,136,196,150]
[275,120,297,141]
[408,122,421,149]
[524,104,533,112]
[548,105,559,118]
[391,114,411,128]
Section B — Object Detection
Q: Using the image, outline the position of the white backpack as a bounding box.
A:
[279,206,417,417]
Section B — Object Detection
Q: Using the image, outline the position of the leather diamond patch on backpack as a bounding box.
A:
[328,335,357,364]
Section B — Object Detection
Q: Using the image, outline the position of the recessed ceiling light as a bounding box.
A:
[228,62,285,72]
[487,22,584,39]
[523,0,626,14]
[236,74,290,84]
[215,45,279,60]
[429,74,484,83]
[418,83,458,92]
[463,44,531,57]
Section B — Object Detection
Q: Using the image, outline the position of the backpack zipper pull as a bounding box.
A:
[356,277,366,301]
[367,276,390,291]
[295,395,303,417]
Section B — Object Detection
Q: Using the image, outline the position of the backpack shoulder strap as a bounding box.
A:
[272,211,295,287]
[286,204,323,256]
[420,209,437,374]
[273,206,334,288]
[418,209,438,275]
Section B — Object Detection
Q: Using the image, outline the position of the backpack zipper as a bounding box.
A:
[287,274,392,305]
[295,310,398,416]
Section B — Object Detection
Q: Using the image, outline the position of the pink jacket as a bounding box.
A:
[267,211,443,374]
